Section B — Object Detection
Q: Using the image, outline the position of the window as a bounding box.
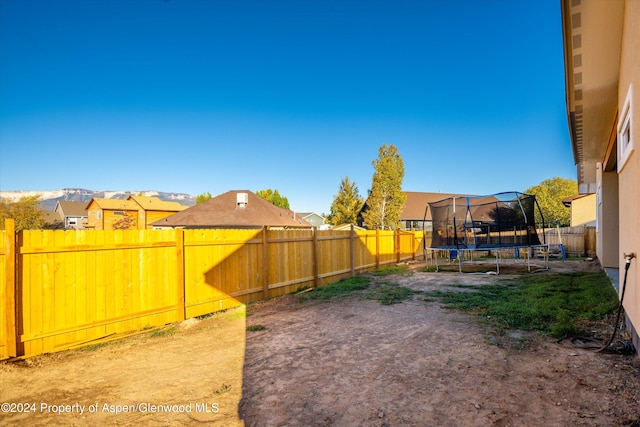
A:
[618,84,634,172]
[97,211,102,220]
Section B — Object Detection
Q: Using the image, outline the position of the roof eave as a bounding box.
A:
[561,0,624,189]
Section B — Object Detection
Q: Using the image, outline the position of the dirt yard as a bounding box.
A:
[1,260,639,426]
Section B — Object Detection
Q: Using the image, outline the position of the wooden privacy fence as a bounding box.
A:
[538,225,596,257]
[0,220,424,359]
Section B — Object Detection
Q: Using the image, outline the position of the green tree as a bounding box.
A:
[256,189,290,209]
[329,177,364,226]
[525,177,578,226]
[0,199,9,226]
[0,196,45,230]
[196,192,212,204]
[361,144,408,230]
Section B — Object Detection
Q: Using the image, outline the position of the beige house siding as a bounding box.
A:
[617,0,639,351]
[569,194,596,227]
[563,0,640,354]
[596,165,619,268]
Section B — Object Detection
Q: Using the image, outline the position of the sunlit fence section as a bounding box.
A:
[1,227,11,360]
[1,221,423,359]
[184,228,264,318]
[17,228,179,356]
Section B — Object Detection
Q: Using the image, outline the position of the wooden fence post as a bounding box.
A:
[350,224,355,277]
[375,229,380,269]
[395,229,400,264]
[411,231,416,261]
[176,228,186,321]
[4,219,17,357]
[312,227,319,288]
[262,226,269,300]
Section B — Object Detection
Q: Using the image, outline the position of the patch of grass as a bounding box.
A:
[149,325,177,338]
[80,342,109,352]
[213,383,231,396]
[297,275,420,306]
[551,309,582,337]
[370,265,410,276]
[246,324,266,332]
[367,281,422,305]
[297,276,370,302]
[226,309,246,321]
[423,271,619,337]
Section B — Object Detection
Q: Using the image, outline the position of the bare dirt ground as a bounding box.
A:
[1,260,639,426]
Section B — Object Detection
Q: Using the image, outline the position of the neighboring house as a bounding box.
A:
[561,194,596,227]
[361,191,530,231]
[398,192,464,231]
[126,195,188,229]
[562,0,639,352]
[54,201,88,230]
[358,191,465,231]
[150,190,312,229]
[295,212,325,228]
[40,209,64,229]
[359,191,461,230]
[85,198,141,230]
[86,196,189,230]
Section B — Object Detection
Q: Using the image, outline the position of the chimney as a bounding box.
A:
[237,192,248,208]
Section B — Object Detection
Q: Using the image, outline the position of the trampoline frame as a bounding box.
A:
[423,192,549,274]
[424,245,550,274]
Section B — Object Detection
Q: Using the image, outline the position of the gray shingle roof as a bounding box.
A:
[56,201,88,217]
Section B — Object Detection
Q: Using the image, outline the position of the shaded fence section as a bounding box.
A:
[1,221,424,359]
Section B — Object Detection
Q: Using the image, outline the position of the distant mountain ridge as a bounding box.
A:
[0,188,197,211]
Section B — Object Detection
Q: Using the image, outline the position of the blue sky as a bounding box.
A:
[0,0,574,215]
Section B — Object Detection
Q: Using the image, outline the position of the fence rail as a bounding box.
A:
[1,221,424,359]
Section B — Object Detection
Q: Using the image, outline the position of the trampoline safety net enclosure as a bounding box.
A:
[425,192,545,250]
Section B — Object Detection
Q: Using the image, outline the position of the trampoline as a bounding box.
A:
[423,192,549,273]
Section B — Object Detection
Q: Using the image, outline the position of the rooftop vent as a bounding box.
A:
[237,192,248,208]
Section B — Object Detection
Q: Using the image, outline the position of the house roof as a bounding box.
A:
[296,212,324,221]
[86,198,140,211]
[150,190,313,228]
[56,201,88,217]
[296,212,324,220]
[41,210,62,223]
[561,194,588,208]
[400,192,467,220]
[127,195,188,212]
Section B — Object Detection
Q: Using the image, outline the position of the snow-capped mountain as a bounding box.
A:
[0,188,196,211]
